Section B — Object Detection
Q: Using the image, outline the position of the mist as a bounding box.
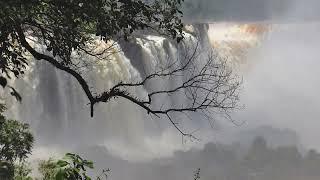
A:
[185,0,320,150]
[227,0,320,150]
[91,1,320,178]
[183,0,320,22]
[8,0,320,179]
[234,22,320,150]
[107,0,320,178]
[73,126,316,180]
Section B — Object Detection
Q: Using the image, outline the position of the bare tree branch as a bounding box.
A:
[15,23,240,137]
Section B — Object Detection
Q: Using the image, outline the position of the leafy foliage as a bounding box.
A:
[0,0,241,137]
[0,0,214,124]
[0,104,33,179]
[38,153,109,180]
[0,0,184,77]
[0,118,34,163]
[13,161,33,180]
[38,158,57,180]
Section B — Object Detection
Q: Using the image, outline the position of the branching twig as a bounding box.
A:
[15,24,240,137]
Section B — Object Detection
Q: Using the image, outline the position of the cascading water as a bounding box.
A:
[4,23,266,160]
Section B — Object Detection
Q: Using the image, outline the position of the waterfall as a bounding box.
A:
[0,24,208,159]
[5,23,266,160]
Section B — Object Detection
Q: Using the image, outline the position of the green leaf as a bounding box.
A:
[84,160,94,169]
[57,160,69,167]
[84,174,92,180]
[55,169,65,180]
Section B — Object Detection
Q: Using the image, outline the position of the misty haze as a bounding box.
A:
[1,0,320,180]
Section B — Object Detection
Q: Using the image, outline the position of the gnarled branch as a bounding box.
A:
[15,24,240,137]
